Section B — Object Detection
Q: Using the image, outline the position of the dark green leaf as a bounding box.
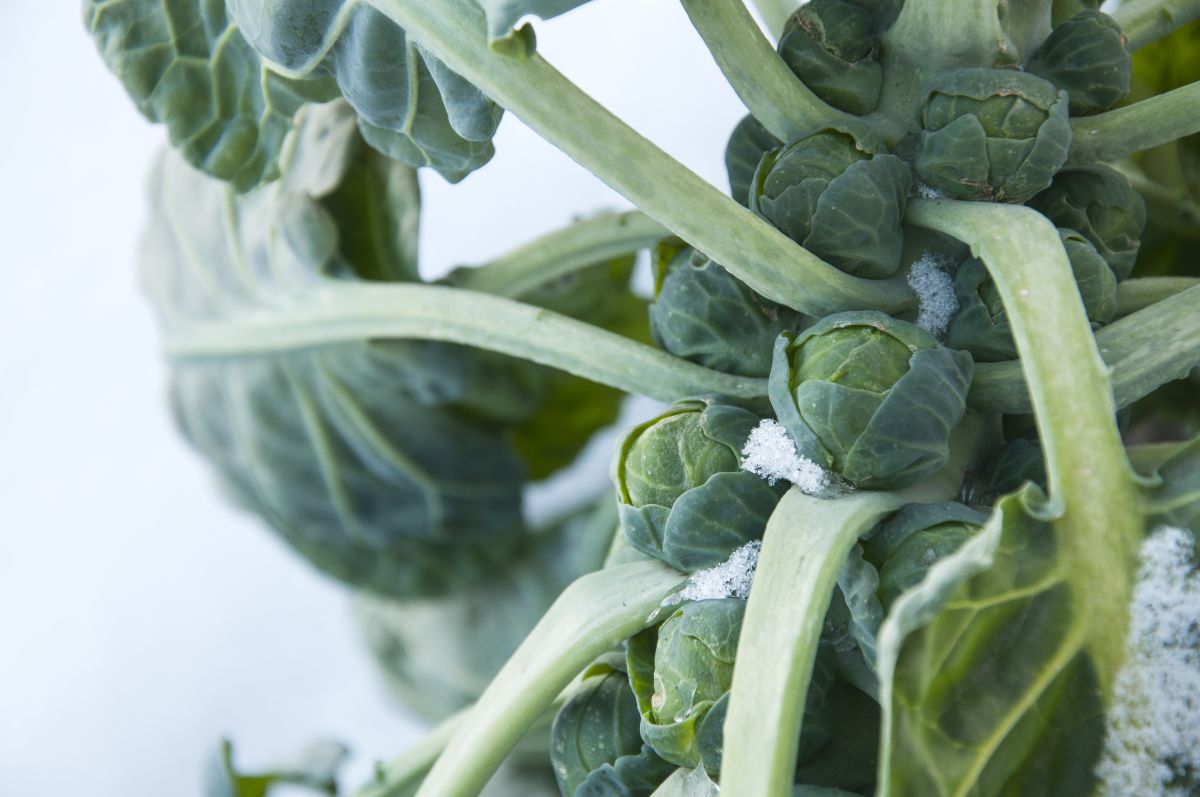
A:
[228,0,503,181]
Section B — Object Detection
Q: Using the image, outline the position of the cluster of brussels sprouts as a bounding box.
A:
[559,3,1161,795]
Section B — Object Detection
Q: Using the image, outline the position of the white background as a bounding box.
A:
[0,2,746,795]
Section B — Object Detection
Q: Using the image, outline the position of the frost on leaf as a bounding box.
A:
[1096,526,1200,796]
[741,419,830,494]
[666,541,762,605]
[907,253,958,339]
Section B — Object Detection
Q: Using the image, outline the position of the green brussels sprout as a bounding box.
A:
[1028,165,1147,279]
[916,68,1071,202]
[550,659,674,797]
[946,230,1116,361]
[777,0,883,115]
[649,241,806,378]
[613,400,785,572]
[862,502,988,606]
[725,115,782,207]
[1026,10,1130,115]
[626,599,834,773]
[750,130,912,278]
[768,311,974,489]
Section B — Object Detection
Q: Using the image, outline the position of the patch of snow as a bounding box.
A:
[1096,526,1200,796]
[666,541,762,605]
[915,181,945,200]
[907,253,958,339]
[741,419,829,494]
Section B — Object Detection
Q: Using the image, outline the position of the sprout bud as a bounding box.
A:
[916,68,1071,202]
[1027,10,1131,115]
[777,0,883,115]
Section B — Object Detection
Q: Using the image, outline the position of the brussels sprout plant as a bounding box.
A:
[87,0,1200,796]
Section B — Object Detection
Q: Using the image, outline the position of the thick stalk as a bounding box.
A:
[718,488,908,797]
[164,281,768,402]
[1112,0,1200,49]
[453,210,667,297]
[1115,276,1200,316]
[1068,81,1200,163]
[679,0,877,143]
[414,561,686,797]
[907,199,1142,686]
[719,415,982,797]
[367,0,913,317]
[357,711,467,797]
[969,283,1200,413]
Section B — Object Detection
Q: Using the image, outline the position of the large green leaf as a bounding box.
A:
[228,0,504,182]
[145,101,530,596]
[875,491,1109,796]
[85,0,335,191]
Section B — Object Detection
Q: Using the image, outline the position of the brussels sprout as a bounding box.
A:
[649,242,805,378]
[725,115,782,208]
[1028,165,1147,279]
[626,599,834,773]
[768,311,974,489]
[777,0,883,115]
[550,659,674,797]
[1026,11,1130,115]
[946,230,1116,361]
[613,400,786,572]
[750,130,912,278]
[862,502,988,606]
[916,68,1071,202]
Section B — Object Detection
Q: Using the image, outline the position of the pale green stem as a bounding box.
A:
[1112,0,1200,49]
[357,711,467,797]
[413,561,686,797]
[1116,276,1200,316]
[970,283,1200,413]
[1069,81,1200,163]
[718,489,909,797]
[678,0,877,143]
[366,0,913,317]
[164,281,767,402]
[907,198,1142,690]
[718,414,983,797]
[453,210,667,297]
[1004,0,1054,61]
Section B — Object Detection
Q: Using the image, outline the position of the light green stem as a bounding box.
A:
[1069,81,1200,163]
[719,488,909,797]
[679,0,874,143]
[164,281,767,402]
[454,210,667,297]
[907,198,1142,689]
[414,561,686,797]
[1112,0,1200,49]
[969,283,1200,413]
[718,413,982,797]
[357,711,467,797]
[1116,276,1200,316]
[367,0,913,317]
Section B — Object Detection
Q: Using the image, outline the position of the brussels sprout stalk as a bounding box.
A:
[454,211,667,298]
[1112,0,1200,49]
[164,281,768,402]
[1115,276,1200,316]
[968,283,1200,414]
[414,561,686,797]
[1068,79,1200,163]
[719,413,986,796]
[679,0,892,144]
[907,198,1141,692]
[366,0,914,317]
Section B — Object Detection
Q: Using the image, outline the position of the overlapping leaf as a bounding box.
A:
[477,0,595,57]
[228,0,503,182]
[145,102,528,597]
